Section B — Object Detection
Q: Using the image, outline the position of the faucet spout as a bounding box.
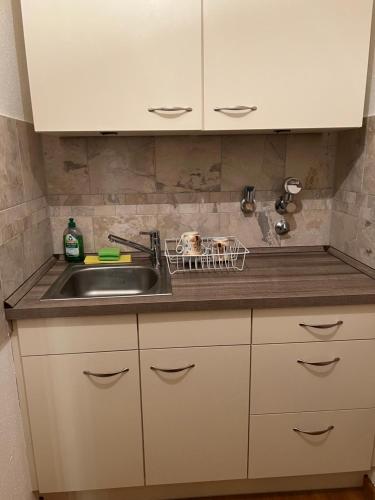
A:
[108,230,161,268]
[108,234,152,255]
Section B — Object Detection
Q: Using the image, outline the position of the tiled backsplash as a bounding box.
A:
[44,133,336,253]
[331,116,375,269]
[0,114,52,314]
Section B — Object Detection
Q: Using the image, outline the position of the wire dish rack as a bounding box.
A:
[164,237,249,275]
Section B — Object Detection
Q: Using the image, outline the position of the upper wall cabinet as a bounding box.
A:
[21,0,372,133]
[203,0,373,131]
[20,0,202,132]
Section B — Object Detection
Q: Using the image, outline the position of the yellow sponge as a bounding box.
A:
[84,255,132,265]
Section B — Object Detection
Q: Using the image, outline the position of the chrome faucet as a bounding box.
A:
[108,230,162,268]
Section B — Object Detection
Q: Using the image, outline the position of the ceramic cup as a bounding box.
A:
[211,237,230,262]
[176,231,202,256]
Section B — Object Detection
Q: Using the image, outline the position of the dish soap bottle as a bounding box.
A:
[63,218,84,262]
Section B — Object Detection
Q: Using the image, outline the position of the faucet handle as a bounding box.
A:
[140,230,160,237]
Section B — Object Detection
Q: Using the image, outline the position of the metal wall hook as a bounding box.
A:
[275,177,303,235]
[275,177,303,215]
[275,219,290,235]
[241,186,256,215]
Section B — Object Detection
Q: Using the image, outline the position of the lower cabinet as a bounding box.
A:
[249,409,375,478]
[22,350,144,493]
[140,345,250,485]
[16,306,375,494]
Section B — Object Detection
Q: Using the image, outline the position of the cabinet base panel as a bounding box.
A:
[39,472,365,499]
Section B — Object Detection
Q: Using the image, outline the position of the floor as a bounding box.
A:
[191,480,374,500]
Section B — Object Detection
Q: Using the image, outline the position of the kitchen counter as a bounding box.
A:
[5,246,375,320]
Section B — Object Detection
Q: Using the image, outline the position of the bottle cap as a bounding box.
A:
[68,218,76,228]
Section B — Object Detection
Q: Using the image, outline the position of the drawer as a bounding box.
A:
[253,305,375,344]
[251,340,375,414]
[249,409,375,478]
[138,310,251,349]
[17,315,137,356]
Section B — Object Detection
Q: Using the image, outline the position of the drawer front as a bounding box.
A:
[17,315,137,355]
[249,409,375,478]
[253,305,375,344]
[138,310,251,348]
[251,340,375,414]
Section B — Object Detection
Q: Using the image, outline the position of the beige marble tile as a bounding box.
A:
[0,235,25,298]
[334,127,366,193]
[157,213,221,241]
[0,203,27,245]
[363,117,375,195]
[69,205,116,217]
[88,137,155,194]
[43,136,89,195]
[354,214,375,268]
[92,215,157,252]
[329,210,358,257]
[286,133,334,189]
[332,190,366,217]
[221,135,286,191]
[16,121,46,201]
[155,136,221,192]
[0,115,24,211]
[280,208,331,247]
[218,208,280,248]
[115,205,137,216]
[23,218,53,278]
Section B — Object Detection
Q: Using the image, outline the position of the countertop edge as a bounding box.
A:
[6,293,375,321]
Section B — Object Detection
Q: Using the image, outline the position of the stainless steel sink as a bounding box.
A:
[41,262,172,300]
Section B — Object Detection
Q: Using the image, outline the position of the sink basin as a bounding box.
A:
[42,263,172,300]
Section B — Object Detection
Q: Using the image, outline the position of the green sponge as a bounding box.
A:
[98,247,120,261]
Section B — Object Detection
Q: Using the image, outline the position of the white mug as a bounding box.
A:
[176,231,202,256]
[212,237,230,261]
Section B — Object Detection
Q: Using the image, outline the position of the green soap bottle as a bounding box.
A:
[63,218,84,262]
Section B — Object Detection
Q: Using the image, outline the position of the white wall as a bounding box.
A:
[0,0,32,121]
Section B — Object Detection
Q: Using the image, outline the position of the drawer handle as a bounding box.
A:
[293,425,334,436]
[299,321,343,329]
[148,107,192,113]
[297,357,340,367]
[83,368,129,378]
[150,364,195,373]
[214,105,257,112]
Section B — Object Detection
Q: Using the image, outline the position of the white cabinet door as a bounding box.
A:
[141,346,250,485]
[203,0,372,131]
[21,0,202,132]
[23,351,144,493]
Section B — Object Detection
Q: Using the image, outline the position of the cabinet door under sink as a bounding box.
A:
[140,345,250,485]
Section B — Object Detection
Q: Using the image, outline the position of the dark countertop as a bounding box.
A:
[5,247,375,320]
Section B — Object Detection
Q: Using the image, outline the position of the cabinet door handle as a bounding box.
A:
[299,321,343,329]
[148,107,192,113]
[293,425,334,436]
[214,105,257,112]
[150,364,195,373]
[83,368,129,378]
[297,357,340,367]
